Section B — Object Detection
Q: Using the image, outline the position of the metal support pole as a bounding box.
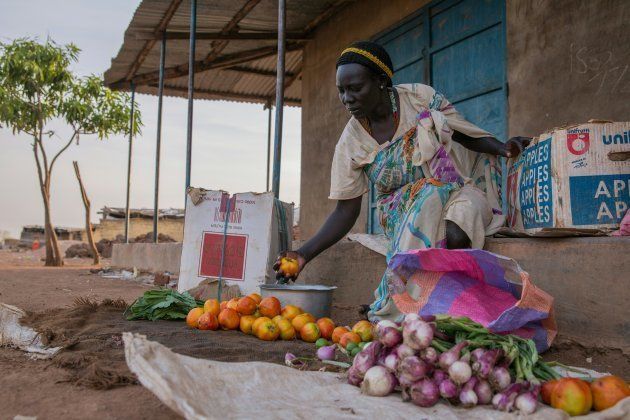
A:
[185,0,197,193]
[271,0,286,198]
[265,102,272,191]
[153,35,166,243]
[124,84,136,243]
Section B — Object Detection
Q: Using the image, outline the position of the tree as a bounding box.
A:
[72,161,99,265]
[0,38,141,266]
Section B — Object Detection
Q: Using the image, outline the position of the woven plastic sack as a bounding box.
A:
[387,248,557,352]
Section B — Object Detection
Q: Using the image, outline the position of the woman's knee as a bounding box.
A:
[445,221,471,249]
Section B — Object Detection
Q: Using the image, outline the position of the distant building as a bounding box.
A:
[93,207,185,242]
[20,225,86,242]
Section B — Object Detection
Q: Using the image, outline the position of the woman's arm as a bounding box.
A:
[298,196,362,262]
[452,131,531,158]
[274,195,362,280]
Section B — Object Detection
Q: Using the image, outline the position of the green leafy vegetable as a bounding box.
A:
[125,288,204,321]
[433,315,560,383]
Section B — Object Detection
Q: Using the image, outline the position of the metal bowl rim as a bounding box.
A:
[259,284,337,291]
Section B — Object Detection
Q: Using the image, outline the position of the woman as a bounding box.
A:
[275,41,530,321]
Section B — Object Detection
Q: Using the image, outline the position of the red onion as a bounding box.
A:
[284,353,304,368]
[352,341,381,376]
[474,379,493,404]
[402,319,434,350]
[438,340,468,370]
[515,385,539,414]
[409,378,440,407]
[448,360,472,385]
[471,348,486,362]
[489,366,511,392]
[378,326,402,348]
[492,382,525,411]
[394,343,415,359]
[375,319,398,334]
[459,377,479,407]
[432,369,448,385]
[420,314,436,322]
[472,348,502,379]
[398,356,430,386]
[316,344,336,361]
[420,347,438,364]
[403,313,421,327]
[382,352,400,372]
[439,378,458,399]
[376,347,391,367]
[361,366,397,397]
[347,365,363,386]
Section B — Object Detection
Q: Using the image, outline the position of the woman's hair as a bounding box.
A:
[336,41,394,86]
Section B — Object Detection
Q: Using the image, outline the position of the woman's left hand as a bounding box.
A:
[500,136,532,158]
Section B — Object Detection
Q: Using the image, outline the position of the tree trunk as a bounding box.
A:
[43,208,54,265]
[73,161,100,265]
[42,190,63,266]
[33,139,63,266]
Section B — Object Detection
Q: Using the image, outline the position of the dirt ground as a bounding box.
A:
[0,249,181,420]
[1,247,628,419]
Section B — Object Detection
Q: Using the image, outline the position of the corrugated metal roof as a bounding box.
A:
[104,0,352,106]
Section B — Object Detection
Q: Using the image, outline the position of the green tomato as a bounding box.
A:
[350,347,361,357]
[358,342,369,350]
[346,342,358,352]
[315,338,330,348]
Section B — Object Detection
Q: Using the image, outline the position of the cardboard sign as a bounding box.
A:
[178,189,292,296]
[507,121,630,234]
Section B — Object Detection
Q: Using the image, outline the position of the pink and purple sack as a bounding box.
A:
[387,248,557,352]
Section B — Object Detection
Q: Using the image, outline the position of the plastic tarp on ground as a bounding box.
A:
[123,333,630,420]
[0,303,61,358]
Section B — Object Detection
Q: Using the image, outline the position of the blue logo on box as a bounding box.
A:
[518,138,553,229]
[570,175,630,225]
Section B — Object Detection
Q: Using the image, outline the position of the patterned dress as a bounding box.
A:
[328,84,505,321]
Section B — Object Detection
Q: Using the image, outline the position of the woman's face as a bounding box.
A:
[336,63,382,119]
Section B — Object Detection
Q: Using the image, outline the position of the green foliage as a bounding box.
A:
[126,289,205,321]
[0,37,141,138]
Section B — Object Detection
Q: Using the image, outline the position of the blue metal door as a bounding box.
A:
[368,0,507,234]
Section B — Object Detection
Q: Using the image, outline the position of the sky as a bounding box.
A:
[0,0,301,238]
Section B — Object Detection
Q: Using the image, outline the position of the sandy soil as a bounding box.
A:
[0,249,181,420]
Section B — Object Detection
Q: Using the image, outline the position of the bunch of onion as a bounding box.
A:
[346,316,557,414]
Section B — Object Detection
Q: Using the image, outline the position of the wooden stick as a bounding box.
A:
[72,161,100,265]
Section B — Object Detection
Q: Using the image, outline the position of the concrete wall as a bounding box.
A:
[111,242,183,274]
[300,0,430,238]
[485,237,630,350]
[93,218,184,242]
[506,0,630,136]
[299,237,630,350]
[300,0,630,238]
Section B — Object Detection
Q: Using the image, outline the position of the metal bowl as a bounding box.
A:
[259,284,337,319]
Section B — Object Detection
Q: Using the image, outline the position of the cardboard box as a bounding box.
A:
[507,121,630,234]
[178,189,293,296]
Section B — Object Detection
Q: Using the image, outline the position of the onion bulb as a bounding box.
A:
[448,360,472,385]
[438,341,468,370]
[402,319,434,350]
[398,356,430,386]
[361,366,397,397]
[515,386,539,414]
[439,378,458,399]
[459,377,479,407]
[378,326,402,348]
[316,344,336,361]
[409,379,440,407]
[489,366,511,392]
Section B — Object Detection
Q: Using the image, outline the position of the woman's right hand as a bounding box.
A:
[272,251,306,283]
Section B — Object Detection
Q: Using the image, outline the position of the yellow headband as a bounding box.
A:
[340,47,393,79]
